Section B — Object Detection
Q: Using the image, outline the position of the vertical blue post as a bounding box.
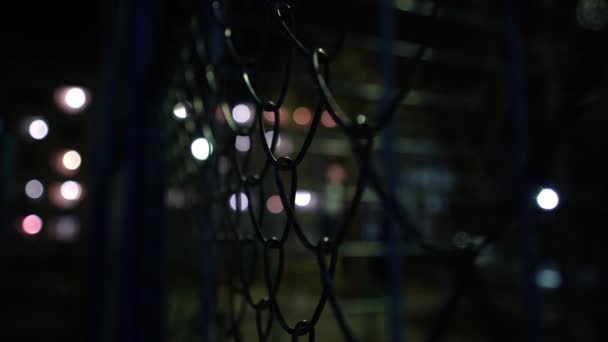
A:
[119,0,164,341]
[380,0,402,341]
[87,1,119,341]
[505,1,542,341]
[200,3,224,341]
[0,119,15,272]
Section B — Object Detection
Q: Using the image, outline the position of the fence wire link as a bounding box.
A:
[164,0,505,340]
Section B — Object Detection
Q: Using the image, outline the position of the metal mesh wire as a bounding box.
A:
[159,1,515,341]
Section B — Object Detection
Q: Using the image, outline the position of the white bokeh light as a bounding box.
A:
[536,188,559,210]
[173,102,188,119]
[62,150,82,170]
[232,104,252,124]
[265,131,281,147]
[191,137,212,160]
[295,190,312,207]
[55,86,90,113]
[235,136,251,152]
[28,119,49,140]
[229,192,249,211]
[536,267,562,289]
[25,179,44,199]
[60,181,82,201]
[65,87,87,109]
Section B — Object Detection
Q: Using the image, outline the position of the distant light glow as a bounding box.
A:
[229,192,248,211]
[60,181,82,200]
[321,111,336,128]
[536,267,562,289]
[275,135,294,157]
[55,86,90,113]
[356,114,367,124]
[536,188,559,210]
[62,150,82,170]
[293,107,312,126]
[65,87,87,109]
[22,214,43,235]
[191,137,212,160]
[266,195,284,214]
[166,188,187,209]
[232,104,252,124]
[235,136,251,152]
[326,164,347,184]
[25,179,44,199]
[49,183,81,208]
[215,105,227,123]
[295,191,312,207]
[173,102,188,119]
[264,107,288,124]
[218,156,230,174]
[52,215,80,241]
[28,119,49,140]
[265,131,281,147]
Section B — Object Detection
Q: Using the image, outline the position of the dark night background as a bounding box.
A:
[1,0,608,341]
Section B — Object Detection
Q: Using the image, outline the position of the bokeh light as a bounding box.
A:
[232,104,252,124]
[49,182,82,208]
[356,114,367,124]
[275,135,294,157]
[295,190,312,207]
[536,266,562,289]
[229,192,249,211]
[22,214,43,235]
[266,195,284,214]
[264,107,288,124]
[28,119,49,140]
[536,188,559,210]
[50,215,80,241]
[25,179,44,199]
[65,87,86,108]
[60,181,82,201]
[326,163,347,184]
[62,150,82,171]
[235,136,251,152]
[166,188,187,209]
[218,156,230,175]
[55,86,89,113]
[265,131,281,147]
[191,137,212,160]
[321,111,336,128]
[173,102,188,119]
[293,107,312,126]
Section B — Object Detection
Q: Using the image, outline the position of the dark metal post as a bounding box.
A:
[505,1,542,341]
[0,119,16,273]
[199,3,224,341]
[118,0,164,341]
[86,1,120,341]
[380,1,403,341]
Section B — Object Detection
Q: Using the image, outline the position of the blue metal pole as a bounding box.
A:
[86,2,119,341]
[200,3,224,341]
[380,1,403,341]
[119,0,162,341]
[504,1,542,341]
